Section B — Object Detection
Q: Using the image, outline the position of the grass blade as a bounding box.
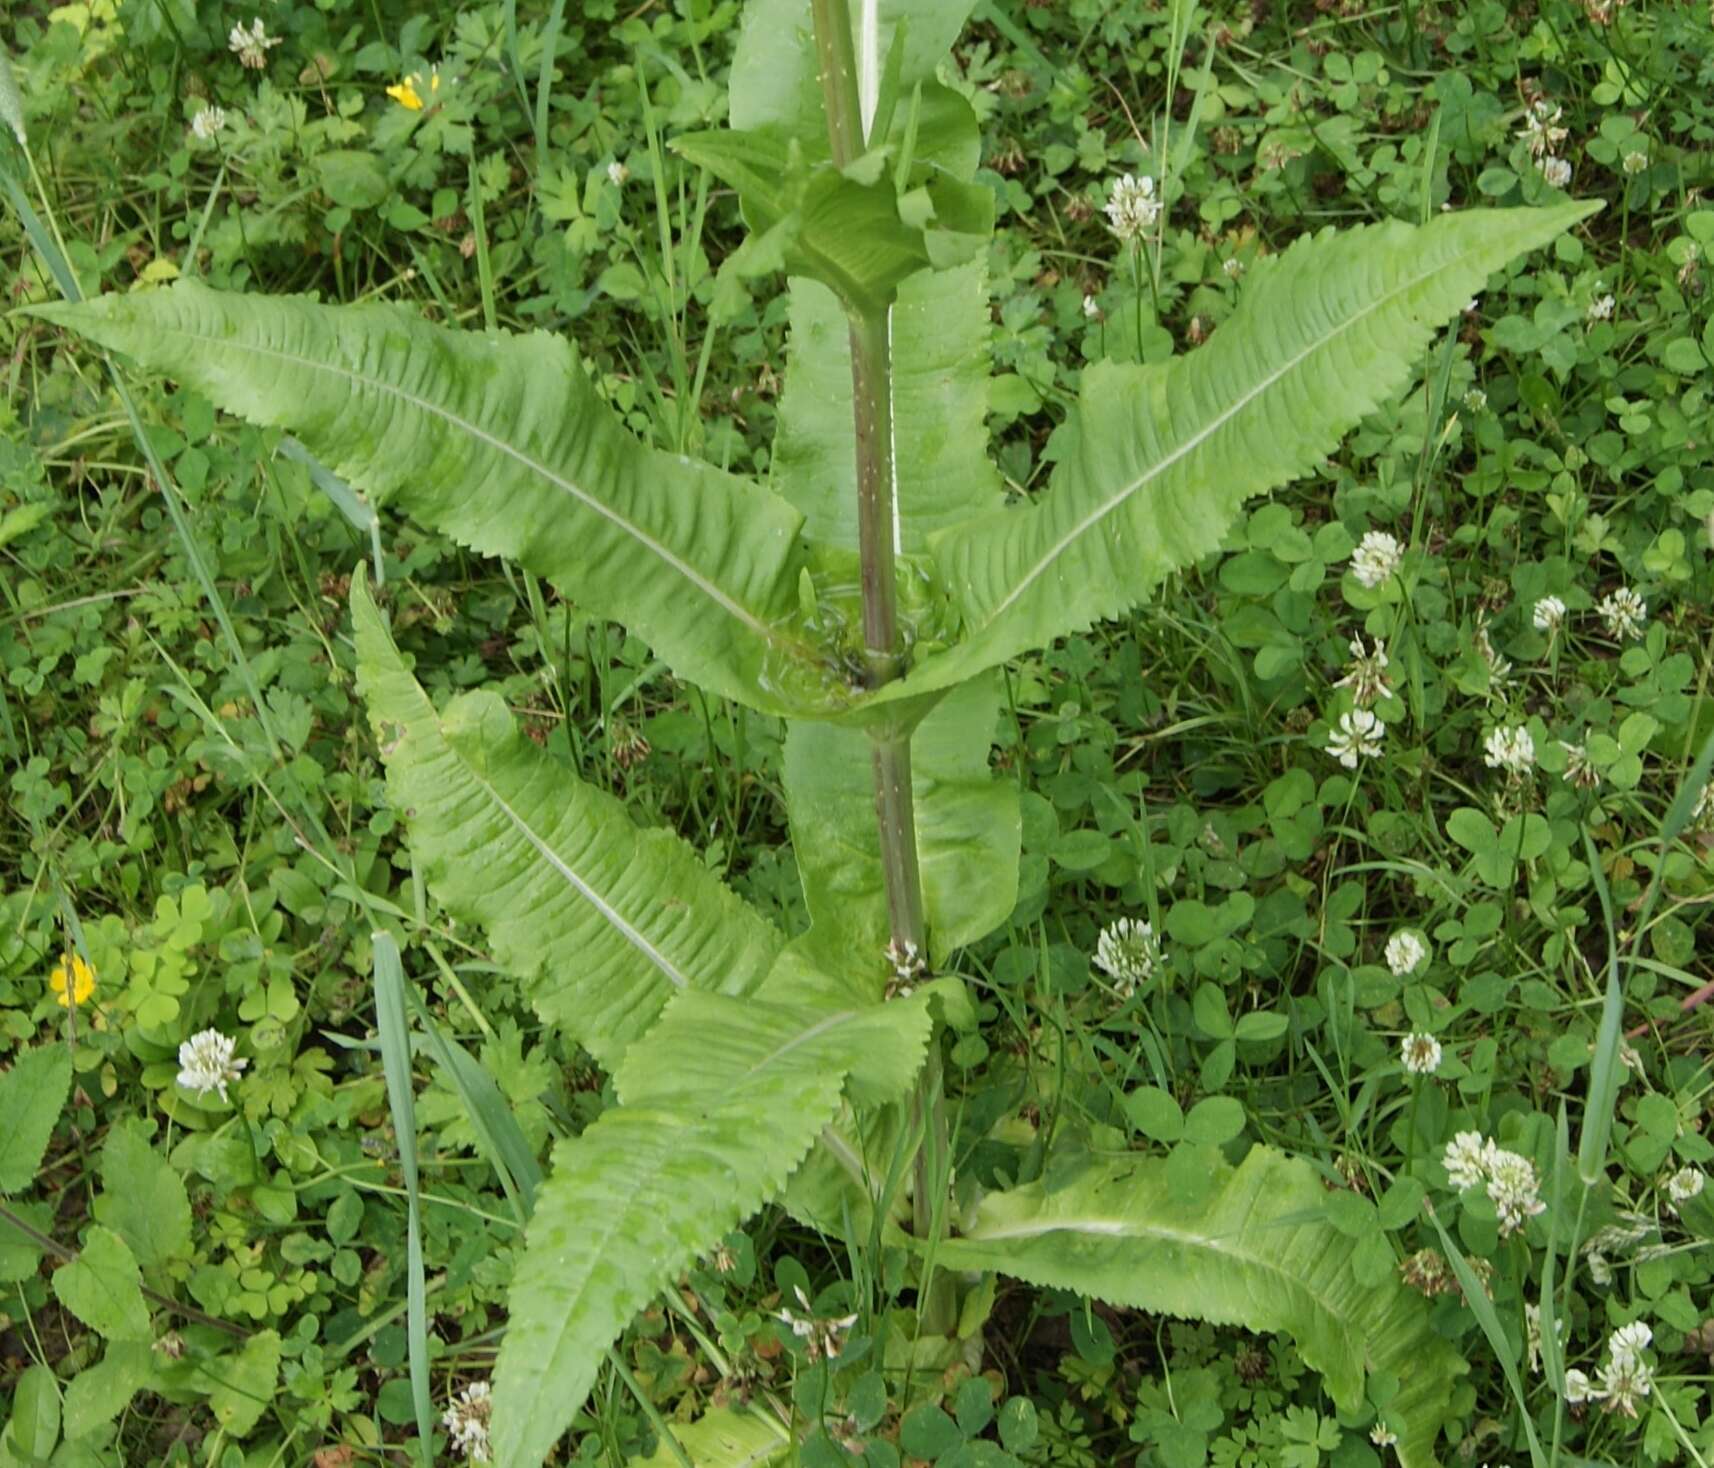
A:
[373,932,434,1467]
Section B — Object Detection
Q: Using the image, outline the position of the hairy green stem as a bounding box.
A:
[849,308,901,684]
[871,731,926,955]
[810,0,865,168]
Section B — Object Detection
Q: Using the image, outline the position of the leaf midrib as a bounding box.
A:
[155,319,795,653]
[974,230,1504,627]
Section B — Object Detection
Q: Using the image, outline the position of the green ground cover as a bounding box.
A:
[1,2,1712,1466]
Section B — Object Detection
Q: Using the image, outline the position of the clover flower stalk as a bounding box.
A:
[177,1029,247,1102]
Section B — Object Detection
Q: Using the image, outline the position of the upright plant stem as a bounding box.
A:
[810,1,947,1333]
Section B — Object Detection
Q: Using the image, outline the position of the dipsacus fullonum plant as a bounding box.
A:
[32,2,1596,1462]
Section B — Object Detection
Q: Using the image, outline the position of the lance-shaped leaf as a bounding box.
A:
[352,575,780,1070]
[629,1408,787,1467]
[871,203,1600,705]
[774,261,1004,552]
[29,281,825,715]
[491,993,933,1468]
[937,1146,1466,1468]
[782,673,1018,976]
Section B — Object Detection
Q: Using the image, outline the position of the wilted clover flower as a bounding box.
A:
[1400,1033,1442,1075]
[1094,918,1162,995]
[1560,741,1601,791]
[1665,1165,1706,1209]
[227,18,281,69]
[1532,595,1567,633]
[1104,173,1160,242]
[1333,635,1393,707]
[1518,98,1568,158]
[1384,930,1426,977]
[176,1029,246,1102]
[1596,585,1647,639]
[1326,709,1384,769]
[189,105,227,143]
[1349,530,1403,588]
[1483,725,1535,775]
[774,1285,858,1363]
[443,1380,491,1462]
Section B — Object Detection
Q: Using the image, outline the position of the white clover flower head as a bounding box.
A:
[1443,1130,1493,1191]
[176,1028,246,1102]
[1082,293,1100,319]
[228,18,281,69]
[1608,1321,1652,1369]
[1562,1367,1598,1403]
[1384,929,1427,977]
[1104,173,1160,242]
[607,160,629,186]
[1094,917,1163,996]
[1560,740,1600,791]
[1532,595,1567,632]
[1622,149,1648,175]
[1349,530,1404,588]
[1518,98,1568,158]
[1597,585,1646,639]
[1484,724,1535,775]
[1587,293,1615,321]
[1463,386,1487,412]
[1222,255,1244,278]
[1400,1032,1442,1076]
[189,105,227,142]
[1485,1147,1546,1235]
[1665,1165,1706,1208]
[1334,635,1392,707]
[1369,1422,1398,1448]
[1539,156,1573,189]
[1326,708,1385,769]
[443,1379,492,1462]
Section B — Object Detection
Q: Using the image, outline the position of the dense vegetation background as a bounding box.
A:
[1,1,1712,1465]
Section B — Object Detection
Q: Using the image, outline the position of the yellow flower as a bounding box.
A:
[49,953,95,1009]
[386,67,439,111]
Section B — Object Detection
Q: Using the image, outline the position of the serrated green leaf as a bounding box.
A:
[0,1045,71,1194]
[93,1119,192,1271]
[53,1227,151,1342]
[62,1344,154,1439]
[492,995,932,1468]
[874,203,1600,706]
[353,576,781,1068]
[28,281,823,716]
[202,1330,280,1438]
[936,1146,1466,1468]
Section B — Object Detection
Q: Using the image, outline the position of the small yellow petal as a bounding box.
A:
[386,78,423,111]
